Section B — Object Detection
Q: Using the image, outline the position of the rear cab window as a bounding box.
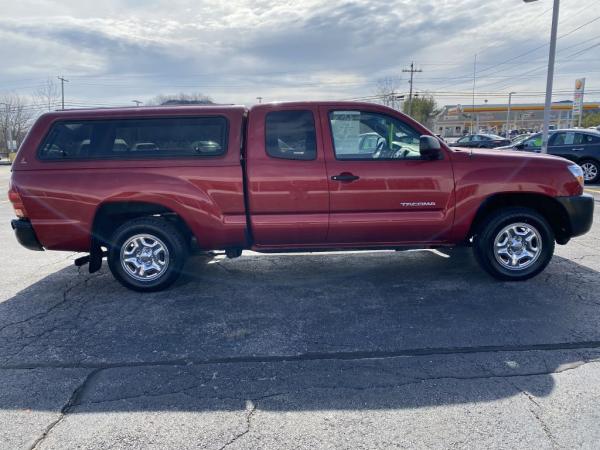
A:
[38,116,228,160]
[264,110,317,160]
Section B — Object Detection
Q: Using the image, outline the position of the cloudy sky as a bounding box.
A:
[0,0,598,112]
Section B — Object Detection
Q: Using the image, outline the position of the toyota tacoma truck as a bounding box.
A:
[8,102,594,291]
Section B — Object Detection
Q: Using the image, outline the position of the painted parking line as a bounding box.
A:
[585,188,600,194]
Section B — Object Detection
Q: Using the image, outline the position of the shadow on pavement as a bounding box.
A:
[1,248,599,412]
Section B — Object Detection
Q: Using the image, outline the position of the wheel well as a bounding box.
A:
[92,201,193,248]
[469,193,571,244]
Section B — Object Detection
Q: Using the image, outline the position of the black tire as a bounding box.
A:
[473,207,555,281]
[580,159,600,184]
[107,217,188,292]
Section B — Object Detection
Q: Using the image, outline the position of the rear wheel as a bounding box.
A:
[473,208,554,281]
[107,217,188,292]
[580,159,599,184]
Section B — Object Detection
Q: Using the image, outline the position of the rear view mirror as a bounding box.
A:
[419,135,441,160]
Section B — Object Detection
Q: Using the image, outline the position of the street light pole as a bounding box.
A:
[506,92,516,138]
[524,0,559,153]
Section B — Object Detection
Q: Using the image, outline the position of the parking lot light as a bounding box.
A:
[524,0,560,154]
[506,92,516,138]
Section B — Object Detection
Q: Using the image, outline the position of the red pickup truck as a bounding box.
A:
[8,102,594,291]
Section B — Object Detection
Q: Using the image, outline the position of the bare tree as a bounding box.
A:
[402,93,439,128]
[0,94,34,156]
[146,92,214,106]
[374,77,402,110]
[34,78,60,112]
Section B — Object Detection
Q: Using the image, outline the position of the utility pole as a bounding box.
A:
[57,76,69,110]
[402,62,422,117]
[506,92,516,138]
[471,54,477,134]
[132,100,143,107]
[256,96,263,104]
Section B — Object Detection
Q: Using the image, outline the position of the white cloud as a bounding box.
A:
[0,0,598,108]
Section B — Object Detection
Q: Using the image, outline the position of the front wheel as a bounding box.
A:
[473,208,555,281]
[580,159,599,184]
[107,217,188,292]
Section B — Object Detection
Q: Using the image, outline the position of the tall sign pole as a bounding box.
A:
[573,78,586,127]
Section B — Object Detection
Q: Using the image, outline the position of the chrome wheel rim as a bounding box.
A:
[493,222,542,271]
[120,234,170,282]
[581,162,598,182]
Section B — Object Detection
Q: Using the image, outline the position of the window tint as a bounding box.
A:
[576,133,599,145]
[38,116,227,160]
[457,136,470,143]
[585,133,600,144]
[328,111,422,160]
[265,110,316,160]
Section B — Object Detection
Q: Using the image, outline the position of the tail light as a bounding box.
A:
[7,181,27,218]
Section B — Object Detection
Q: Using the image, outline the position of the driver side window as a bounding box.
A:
[328,110,422,160]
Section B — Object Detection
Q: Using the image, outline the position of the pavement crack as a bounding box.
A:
[218,392,285,450]
[507,380,559,449]
[28,368,100,450]
[0,272,101,338]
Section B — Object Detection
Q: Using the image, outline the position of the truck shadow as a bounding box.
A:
[1,249,599,413]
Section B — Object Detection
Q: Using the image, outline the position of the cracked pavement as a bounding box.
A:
[2,165,600,449]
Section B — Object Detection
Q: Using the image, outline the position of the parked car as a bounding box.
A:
[450,134,511,148]
[500,129,600,184]
[9,102,593,291]
[510,133,532,144]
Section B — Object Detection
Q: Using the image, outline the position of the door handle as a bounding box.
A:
[331,173,360,182]
[572,148,584,151]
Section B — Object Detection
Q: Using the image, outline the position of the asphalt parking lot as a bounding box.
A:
[1,164,600,449]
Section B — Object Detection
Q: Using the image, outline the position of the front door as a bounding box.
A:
[320,106,455,245]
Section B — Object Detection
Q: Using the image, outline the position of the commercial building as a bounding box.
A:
[435,101,600,137]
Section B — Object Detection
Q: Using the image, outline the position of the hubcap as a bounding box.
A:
[120,234,170,282]
[493,222,542,271]
[581,162,598,182]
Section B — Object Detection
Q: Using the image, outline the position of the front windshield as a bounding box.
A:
[522,133,542,149]
[511,135,529,145]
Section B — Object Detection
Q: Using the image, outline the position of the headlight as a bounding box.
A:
[568,164,584,187]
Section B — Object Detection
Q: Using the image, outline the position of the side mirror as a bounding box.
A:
[419,135,441,160]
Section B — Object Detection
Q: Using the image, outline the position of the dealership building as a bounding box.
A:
[434,101,600,137]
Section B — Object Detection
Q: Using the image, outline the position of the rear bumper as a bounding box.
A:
[556,194,594,238]
[11,219,44,251]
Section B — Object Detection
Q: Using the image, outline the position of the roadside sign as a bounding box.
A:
[573,78,585,116]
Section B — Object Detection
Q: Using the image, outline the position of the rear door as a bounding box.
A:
[320,106,455,245]
[571,132,600,163]
[245,104,329,247]
[548,131,583,161]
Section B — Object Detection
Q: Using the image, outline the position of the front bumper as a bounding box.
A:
[556,194,594,238]
[11,219,44,251]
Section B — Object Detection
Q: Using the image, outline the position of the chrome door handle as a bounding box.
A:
[572,148,584,151]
